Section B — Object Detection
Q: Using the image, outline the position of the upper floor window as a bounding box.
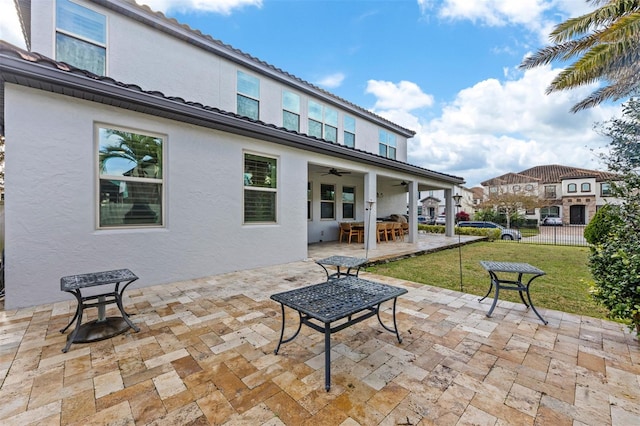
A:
[56,0,106,76]
[308,101,337,142]
[545,185,556,199]
[601,183,612,197]
[567,183,577,193]
[320,183,335,219]
[525,184,534,191]
[98,126,163,228]
[237,71,260,120]
[244,153,277,223]
[344,116,355,148]
[378,130,396,159]
[581,183,591,192]
[489,186,498,193]
[512,185,521,192]
[282,91,300,132]
[342,186,355,219]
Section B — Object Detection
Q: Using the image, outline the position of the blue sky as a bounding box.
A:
[0,0,623,187]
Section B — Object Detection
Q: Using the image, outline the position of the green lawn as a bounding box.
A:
[366,241,610,320]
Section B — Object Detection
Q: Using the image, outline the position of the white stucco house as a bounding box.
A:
[0,0,464,309]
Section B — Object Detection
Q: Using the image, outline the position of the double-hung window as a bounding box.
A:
[320,184,335,219]
[544,185,556,199]
[343,115,355,148]
[307,182,312,220]
[237,71,260,120]
[601,183,612,197]
[56,0,106,76]
[378,129,396,159]
[98,126,164,227]
[283,91,300,132]
[308,101,338,142]
[342,186,355,219]
[244,153,277,223]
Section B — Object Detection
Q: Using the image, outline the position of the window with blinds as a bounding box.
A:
[244,153,277,223]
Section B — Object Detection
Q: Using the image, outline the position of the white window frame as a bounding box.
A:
[282,90,300,132]
[243,151,278,224]
[378,129,397,159]
[55,0,107,76]
[237,70,260,120]
[96,124,165,229]
[320,183,336,220]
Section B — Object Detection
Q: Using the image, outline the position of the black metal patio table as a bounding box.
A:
[479,261,548,325]
[315,255,369,280]
[271,276,407,391]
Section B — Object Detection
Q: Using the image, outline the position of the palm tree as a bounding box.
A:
[520,0,640,112]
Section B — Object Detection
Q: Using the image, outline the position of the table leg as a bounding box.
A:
[478,280,494,302]
[62,290,84,353]
[486,276,500,318]
[274,305,302,355]
[97,296,106,322]
[375,298,403,343]
[324,322,331,392]
[525,276,548,325]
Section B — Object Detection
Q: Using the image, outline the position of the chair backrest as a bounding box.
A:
[340,222,352,231]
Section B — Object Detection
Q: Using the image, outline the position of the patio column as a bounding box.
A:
[407,181,418,243]
[444,188,454,237]
[364,172,377,252]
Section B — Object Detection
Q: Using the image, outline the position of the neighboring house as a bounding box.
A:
[480,165,619,225]
[0,0,464,308]
[419,186,473,219]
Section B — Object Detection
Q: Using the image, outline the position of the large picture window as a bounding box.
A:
[237,71,260,120]
[56,0,106,75]
[98,127,163,227]
[244,153,277,223]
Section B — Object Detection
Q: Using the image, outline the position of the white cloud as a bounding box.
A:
[0,0,27,49]
[371,64,619,187]
[365,80,434,111]
[136,0,262,15]
[316,73,345,89]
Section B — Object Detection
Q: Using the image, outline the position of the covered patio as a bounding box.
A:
[0,235,638,425]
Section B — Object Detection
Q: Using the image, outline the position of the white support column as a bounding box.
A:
[444,188,454,237]
[407,181,418,243]
[363,172,377,253]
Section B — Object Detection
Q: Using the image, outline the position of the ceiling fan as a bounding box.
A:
[393,181,408,186]
[322,168,352,177]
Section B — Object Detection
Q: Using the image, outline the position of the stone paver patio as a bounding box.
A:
[0,236,639,425]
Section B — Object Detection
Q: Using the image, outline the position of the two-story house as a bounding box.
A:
[480,165,619,225]
[0,0,464,308]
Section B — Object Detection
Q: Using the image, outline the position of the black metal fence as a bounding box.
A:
[497,225,589,247]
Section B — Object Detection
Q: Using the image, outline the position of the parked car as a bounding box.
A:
[541,216,562,226]
[435,214,446,225]
[457,221,522,240]
[417,215,428,224]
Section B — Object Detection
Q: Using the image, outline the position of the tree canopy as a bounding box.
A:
[520,0,640,112]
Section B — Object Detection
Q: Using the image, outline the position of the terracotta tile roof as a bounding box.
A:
[481,164,618,186]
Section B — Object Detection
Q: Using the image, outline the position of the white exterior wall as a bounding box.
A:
[4,85,309,309]
[28,0,410,159]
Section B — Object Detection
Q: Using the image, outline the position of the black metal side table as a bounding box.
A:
[315,255,368,280]
[479,260,548,325]
[60,269,140,352]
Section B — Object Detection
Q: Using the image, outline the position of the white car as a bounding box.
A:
[435,214,446,225]
[542,216,562,226]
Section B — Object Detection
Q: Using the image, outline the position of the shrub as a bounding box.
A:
[584,204,621,245]
[589,224,640,335]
